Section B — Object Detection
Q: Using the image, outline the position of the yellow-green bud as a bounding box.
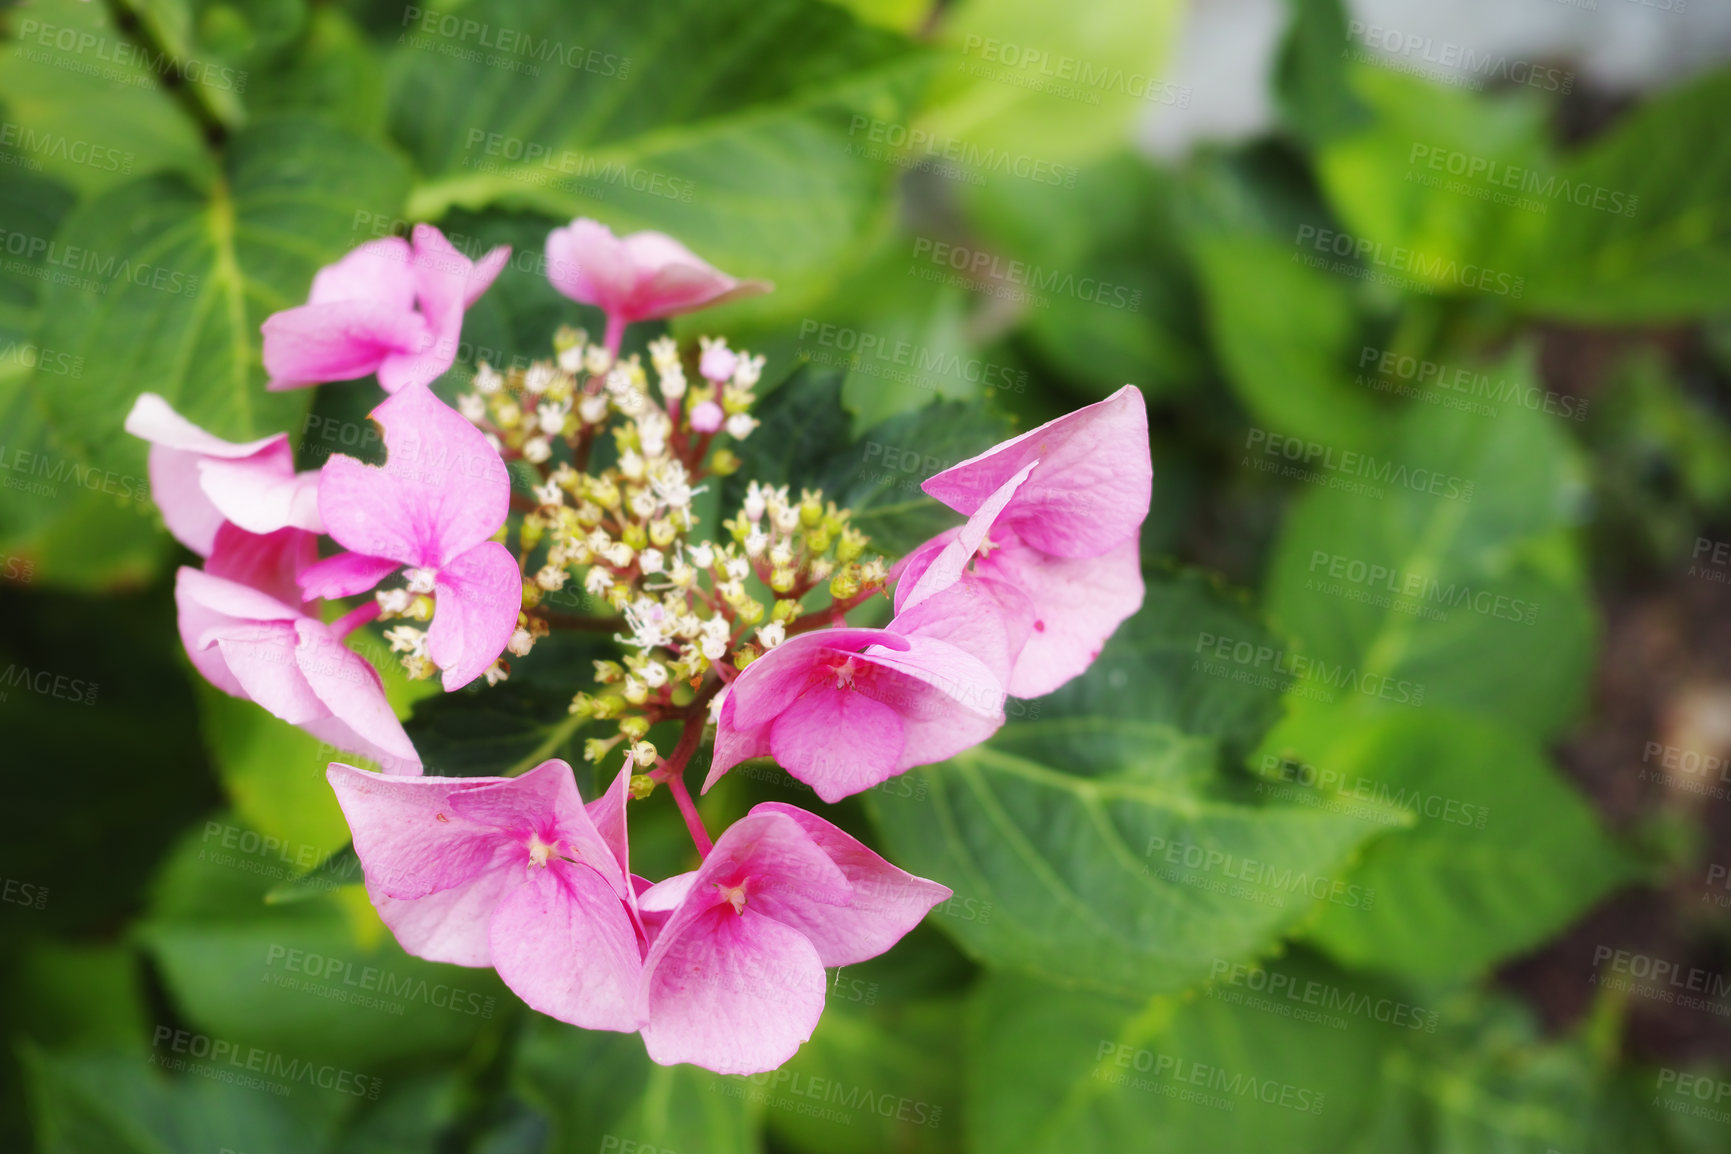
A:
[830,567,861,600]
[806,526,832,554]
[649,518,676,548]
[836,528,866,564]
[593,660,624,683]
[628,774,657,800]
[569,692,596,718]
[592,693,626,720]
[734,646,759,670]
[710,449,740,476]
[772,599,800,624]
[736,599,765,626]
[520,581,543,609]
[583,737,616,763]
[409,594,436,621]
[618,716,650,741]
[622,523,648,550]
[622,678,649,705]
[770,567,797,594]
[520,515,546,551]
[799,493,823,528]
[606,585,630,611]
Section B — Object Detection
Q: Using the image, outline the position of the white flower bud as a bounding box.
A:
[639,548,665,575]
[579,393,609,424]
[523,437,552,464]
[758,622,786,649]
[557,344,584,374]
[689,542,716,569]
[474,363,504,394]
[725,413,758,440]
[508,627,535,656]
[458,393,487,422]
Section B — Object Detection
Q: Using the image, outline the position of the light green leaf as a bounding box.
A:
[1255,708,1635,983]
[1262,360,1596,739]
[32,115,411,479]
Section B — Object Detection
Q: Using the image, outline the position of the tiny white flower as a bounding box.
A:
[701,635,727,662]
[743,481,767,522]
[725,412,758,440]
[474,363,504,394]
[689,542,716,569]
[458,393,487,422]
[639,548,665,575]
[507,628,535,657]
[583,345,613,375]
[578,393,610,424]
[523,437,552,464]
[758,622,786,649]
[557,344,584,374]
[642,661,668,688]
[585,567,615,596]
[538,401,570,436]
[525,362,557,394]
[732,353,766,388]
[604,542,635,568]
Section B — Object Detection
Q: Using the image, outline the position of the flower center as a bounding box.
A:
[715,880,748,914]
[526,832,559,868]
[831,656,859,690]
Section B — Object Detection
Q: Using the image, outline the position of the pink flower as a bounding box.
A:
[177,526,421,773]
[262,225,508,394]
[328,759,644,1031]
[544,219,769,351]
[123,393,321,556]
[703,626,1005,803]
[299,383,520,691]
[897,386,1151,698]
[636,803,949,1074]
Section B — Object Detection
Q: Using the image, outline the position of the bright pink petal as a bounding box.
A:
[620,231,769,320]
[769,688,905,803]
[298,550,401,601]
[489,858,644,1032]
[900,464,1034,613]
[982,534,1145,698]
[294,619,421,772]
[307,237,417,310]
[327,762,518,900]
[205,524,317,607]
[750,802,952,967]
[586,762,634,880]
[922,385,1151,559]
[262,301,431,391]
[724,628,911,734]
[429,541,520,691]
[857,634,1005,758]
[703,691,774,792]
[641,905,826,1075]
[889,572,1033,691]
[446,761,626,896]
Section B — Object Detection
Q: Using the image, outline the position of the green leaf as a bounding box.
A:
[34,115,412,479]
[266,843,361,905]
[965,963,1397,1154]
[390,0,930,319]
[1254,708,1635,983]
[1516,67,1731,322]
[512,1018,763,1154]
[722,362,852,508]
[923,0,1185,166]
[1272,0,1369,147]
[1261,362,1596,739]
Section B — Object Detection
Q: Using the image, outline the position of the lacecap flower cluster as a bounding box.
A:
[127,217,1152,1075]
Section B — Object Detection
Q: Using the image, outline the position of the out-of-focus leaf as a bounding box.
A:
[1272,0,1369,147]
[1254,709,1635,982]
[390,0,930,320]
[34,116,412,480]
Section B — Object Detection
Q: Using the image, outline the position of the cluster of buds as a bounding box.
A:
[449,331,888,773]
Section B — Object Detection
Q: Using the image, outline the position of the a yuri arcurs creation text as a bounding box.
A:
[126,217,1152,1075]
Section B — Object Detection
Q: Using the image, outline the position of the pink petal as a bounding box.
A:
[586,762,635,880]
[899,464,1034,613]
[447,760,625,895]
[619,231,770,320]
[262,301,431,391]
[750,803,952,967]
[889,572,1033,692]
[294,619,422,772]
[638,871,698,916]
[371,874,514,966]
[704,691,774,792]
[724,628,911,734]
[640,905,826,1075]
[982,534,1145,698]
[545,218,635,315]
[922,385,1150,559]
[428,541,520,691]
[489,858,644,1032]
[123,392,284,459]
[769,687,905,803]
[125,393,294,555]
[298,550,402,601]
[205,524,318,607]
[320,384,510,568]
[857,634,1005,755]
[197,459,323,537]
[216,622,325,724]
[307,237,417,310]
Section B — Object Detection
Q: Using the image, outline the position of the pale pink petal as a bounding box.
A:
[466,245,511,309]
[177,565,301,626]
[586,762,634,880]
[429,541,521,691]
[770,688,905,803]
[371,875,514,966]
[724,628,911,733]
[326,763,517,901]
[641,906,826,1075]
[294,619,421,772]
[123,393,283,459]
[447,760,623,894]
[858,634,1005,759]
[639,871,698,916]
[315,458,425,567]
[490,859,644,1032]
[619,231,770,320]
[702,692,774,792]
[307,237,417,310]
[890,530,957,616]
[216,623,324,724]
[545,219,635,315]
[889,573,1032,691]
[982,535,1145,698]
[262,301,431,391]
[205,524,318,607]
[125,393,292,555]
[198,459,323,537]
[298,550,401,601]
[922,385,1150,558]
[750,803,952,967]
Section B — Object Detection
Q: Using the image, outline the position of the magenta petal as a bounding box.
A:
[489,859,644,1032]
[922,385,1151,559]
[294,619,421,773]
[262,301,431,390]
[703,691,774,792]
[586,763,634,880]
[327,763,517,901]
[205,524,318,607]
[984,534,1145,698]
[298,551,401,601]
[307,237,417,310]
[750,802,952,967]
[900,463,1034,614]
[429,541,520,691]
[641,905,826,1075]
[770,688,905,803]
[857,635,1006,762]
[890,573,1033,692]
[724,628,911,733]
